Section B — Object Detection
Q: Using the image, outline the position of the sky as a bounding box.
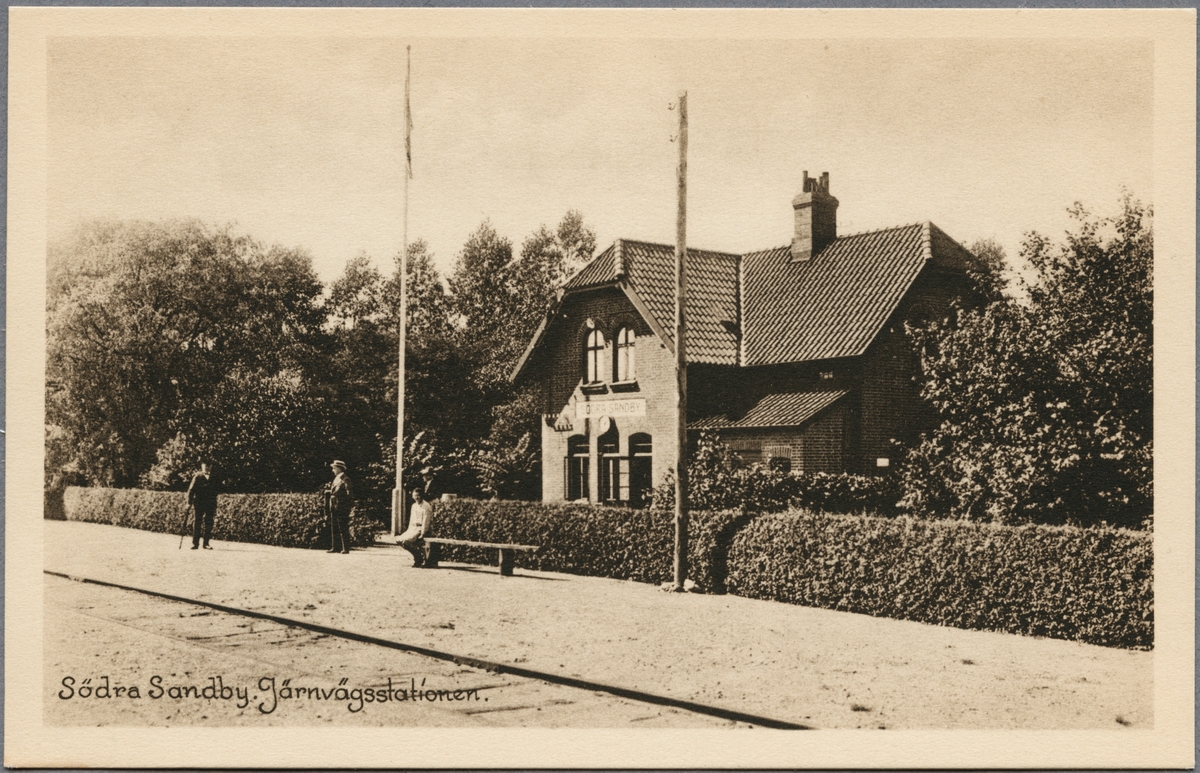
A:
[47,35,1154,285]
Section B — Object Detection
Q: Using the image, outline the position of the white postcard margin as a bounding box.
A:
[6,7,1195,768]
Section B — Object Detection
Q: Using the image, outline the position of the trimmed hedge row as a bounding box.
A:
[61,488,1152,648]
[432,498,1151,649]
[429,499,750,592]
[62,486,381,549]
[725,511,1152,649]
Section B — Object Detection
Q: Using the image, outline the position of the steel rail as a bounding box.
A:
[45,569,812,730]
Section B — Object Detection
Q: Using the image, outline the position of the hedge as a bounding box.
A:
[61,488,1152,648]
[428,499,751,592]
[62,486,381,549]
[724,511,1152,649]
[431,498,1151,649]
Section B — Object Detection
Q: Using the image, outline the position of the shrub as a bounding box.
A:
[791,472,902,516]
[44,486,67,521]
[725,510,1152,649]
[61,486,381,549]
[650,432,901,517]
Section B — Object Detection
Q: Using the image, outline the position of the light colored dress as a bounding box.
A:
[398,499,433,544]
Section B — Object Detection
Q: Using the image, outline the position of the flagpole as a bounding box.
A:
[392,44,412,536]
[672,91,689,591]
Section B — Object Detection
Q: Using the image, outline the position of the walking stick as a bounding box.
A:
[178,503,191,549]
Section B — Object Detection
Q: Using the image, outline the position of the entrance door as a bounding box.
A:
[565,435,589,501]
[629,433,652,507]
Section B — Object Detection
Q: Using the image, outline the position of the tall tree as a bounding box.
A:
[964,237,1010,303]
[450,212,597,498]
[447,221,518,336]
[513,209,598,321]
[382,239,453,344]
[47,219,326,489]
[901,195,1152,528]
[373,240,485,497]
[327,253,385,330]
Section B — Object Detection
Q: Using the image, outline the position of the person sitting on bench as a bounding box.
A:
[398,487,433,567]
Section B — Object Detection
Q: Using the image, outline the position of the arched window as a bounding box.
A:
[615,326,636,382]
[598,424,622,503]
[585,329,606,384]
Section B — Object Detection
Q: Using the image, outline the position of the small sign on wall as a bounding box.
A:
[576,398,646,419]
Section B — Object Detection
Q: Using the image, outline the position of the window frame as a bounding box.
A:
[614,326,637,383]
[585,328,607,384]
[565,435,590,501]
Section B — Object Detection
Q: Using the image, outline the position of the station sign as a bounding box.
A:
[575,398,646,419]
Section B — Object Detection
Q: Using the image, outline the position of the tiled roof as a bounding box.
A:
[565,247,617,290]
[742,223,933,366]
[564,239,741,365]
[552,221,967,371]
[690,389,848,429]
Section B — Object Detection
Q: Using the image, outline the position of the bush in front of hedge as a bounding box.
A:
[645,432,903,517]
[62,486,382,549]
[724,510,1152,649]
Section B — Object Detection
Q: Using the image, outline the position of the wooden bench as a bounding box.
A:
[423,538,540,576]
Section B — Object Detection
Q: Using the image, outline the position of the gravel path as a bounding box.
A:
[44,520,1152,729]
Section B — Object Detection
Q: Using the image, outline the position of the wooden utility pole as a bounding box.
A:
[392,45,412,536]
[673,91,689,591]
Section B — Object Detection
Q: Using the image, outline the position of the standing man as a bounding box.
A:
[187,461,218,550]
[397,487,434,567]
[326,460,354,554]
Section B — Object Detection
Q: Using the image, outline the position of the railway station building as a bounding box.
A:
[510,173,980,506]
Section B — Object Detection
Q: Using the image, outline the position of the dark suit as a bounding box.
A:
[327,472,354,552]
[187,472,218,548]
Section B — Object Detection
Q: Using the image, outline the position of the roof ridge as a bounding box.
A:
[609,237,742,260]
[743,222,930,258]
[616,223,930,262]
[921,221,934,263]
[925,221,975,254]
[840,221,927,239]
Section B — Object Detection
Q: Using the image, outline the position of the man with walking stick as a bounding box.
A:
[186,461,218,550]
[325,460,354,554]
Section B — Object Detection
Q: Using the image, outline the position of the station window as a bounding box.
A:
[615,327,636,382]
[585,330,606,384]
[764,444,794,474]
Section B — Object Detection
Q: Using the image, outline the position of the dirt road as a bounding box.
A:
[44,520,1152,729]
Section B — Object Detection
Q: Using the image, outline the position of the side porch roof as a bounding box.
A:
[689,388,848,430]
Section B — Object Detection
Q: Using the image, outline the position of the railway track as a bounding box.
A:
[49,566,816,729]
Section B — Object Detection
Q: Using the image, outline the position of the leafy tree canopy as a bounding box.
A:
[901,195,1152,528]
[47,219,324,488]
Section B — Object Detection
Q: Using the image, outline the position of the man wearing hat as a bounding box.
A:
[326,460,354,554]
[187,461,218,550]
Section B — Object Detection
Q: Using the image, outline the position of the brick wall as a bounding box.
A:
[531,287,680,502]
[707,400,845,475]
[803,402,846,472]
[857,265,970,472]
[527,262,972,493]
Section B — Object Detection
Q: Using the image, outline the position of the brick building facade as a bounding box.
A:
[512,173,979,505]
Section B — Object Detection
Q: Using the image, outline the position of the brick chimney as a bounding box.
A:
[791,171,838,262]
